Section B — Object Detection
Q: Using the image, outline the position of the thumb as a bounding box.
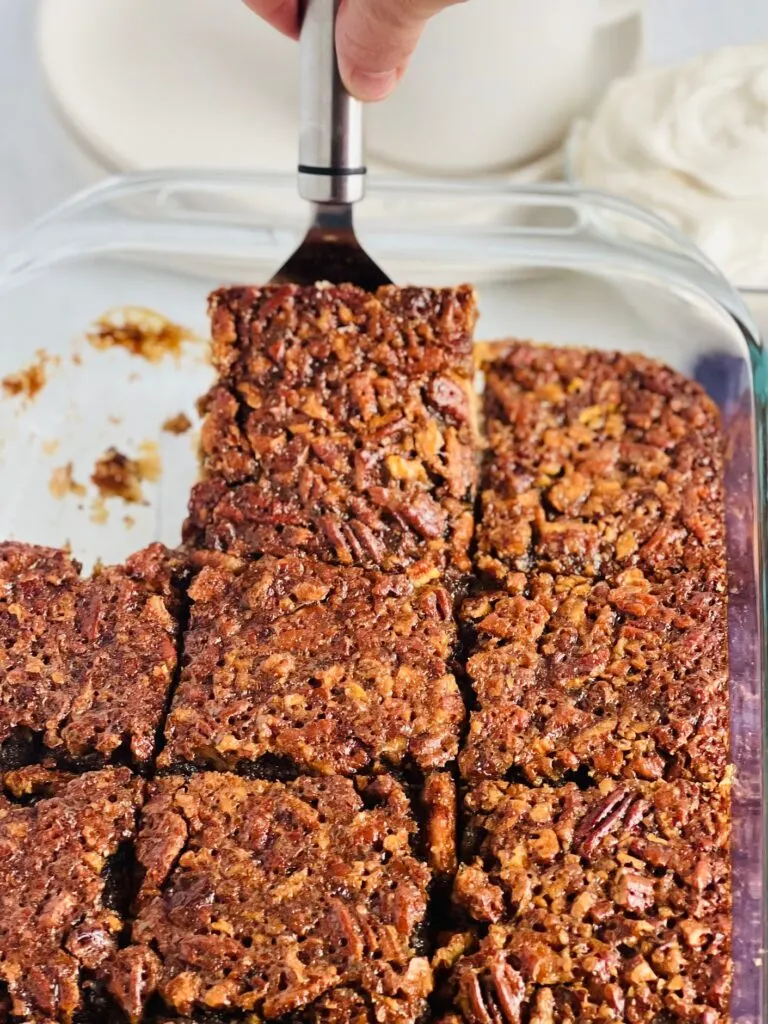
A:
[336,0,463,102]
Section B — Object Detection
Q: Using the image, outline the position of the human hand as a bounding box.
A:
[244,0,462,102]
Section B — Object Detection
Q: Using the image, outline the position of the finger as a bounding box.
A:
[336,0,462,101]
[242,0,300,39]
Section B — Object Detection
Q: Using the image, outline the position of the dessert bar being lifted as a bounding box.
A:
[185,283,478,582]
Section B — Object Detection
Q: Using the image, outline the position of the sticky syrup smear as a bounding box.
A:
[86,307,198,362]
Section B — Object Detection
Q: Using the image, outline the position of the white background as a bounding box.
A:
[1,0,768,247]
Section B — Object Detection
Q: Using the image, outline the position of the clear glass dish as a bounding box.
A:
[0,172,763,1022]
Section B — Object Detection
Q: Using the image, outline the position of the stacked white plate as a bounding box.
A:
[38,0,642,187]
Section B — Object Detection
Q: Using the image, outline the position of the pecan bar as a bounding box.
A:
[108,772,436,1023]
[151,989,390,1024]
[477,343,725,583]
[0,543,184,768]
[445,776,731,1024]
[160,554,464,776]
[184,283,478,579]
[0,767,144,1022]
[459,567,729,786]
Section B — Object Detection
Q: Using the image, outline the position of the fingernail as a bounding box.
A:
[344,67,398,102]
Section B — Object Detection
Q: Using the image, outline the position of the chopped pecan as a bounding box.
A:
[454,865,505,923]
[613,869,656,912]
[317,515,353,563]
[428,375,471,423]
[348,519,386,564]
[528,987,555,1024]
[65,921,117,970]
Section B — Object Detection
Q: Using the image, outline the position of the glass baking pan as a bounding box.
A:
[0,172,764,1022]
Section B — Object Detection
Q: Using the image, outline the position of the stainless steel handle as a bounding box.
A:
[298,0,366,204]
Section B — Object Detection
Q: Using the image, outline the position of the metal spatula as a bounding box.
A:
[271,0,391,290]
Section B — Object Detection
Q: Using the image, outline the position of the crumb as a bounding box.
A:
[108,415,122,426]
[162,412,192,435]
[49,463,87,500]
[42,438,60,456]
[71,353,82,366]
[2,350,56,400]
[90,496,109,525]
[123,515,136,530]
[137,441,161,483]
[86,307,197,363]
[90,443,162,505]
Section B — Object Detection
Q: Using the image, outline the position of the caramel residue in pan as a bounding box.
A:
[137,441,162,482]
[87,307,199,362]
[91,449,144,504]
[90,495,109,525]
[2,350,57,400]
[91,441,161,505]
[49,463,87,500]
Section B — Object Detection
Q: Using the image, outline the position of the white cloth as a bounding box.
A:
[573,44,768,289]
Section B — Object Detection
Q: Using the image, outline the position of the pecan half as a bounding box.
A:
[573,786,647,859]
[459,970,496,1024]
[457,955,526,1024]
[489,955,525,1024]
[423,772,457,877]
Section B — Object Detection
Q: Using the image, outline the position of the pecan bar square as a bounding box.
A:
[161,554,464,777]
[0,767,144,1022]
[184,283,478,580]
[477,343,725,584]
[459,567,728,787]
[0,543,183,769]
[443,776,731,1024]
[109,772,441,1023]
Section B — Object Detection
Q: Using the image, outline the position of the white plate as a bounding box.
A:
[39,0,300,176]
[37,0,639,185]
